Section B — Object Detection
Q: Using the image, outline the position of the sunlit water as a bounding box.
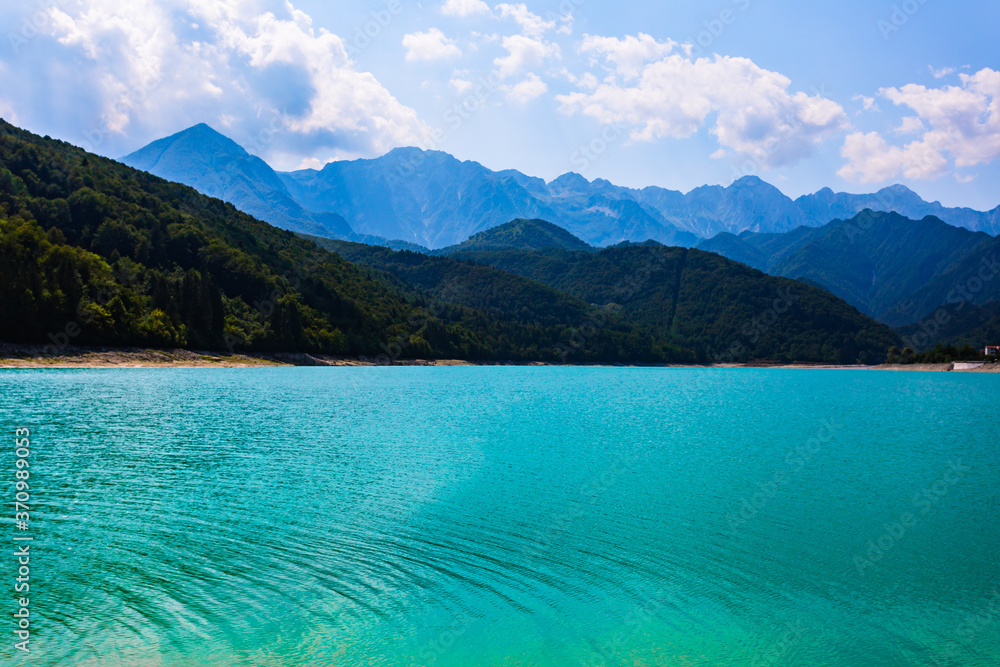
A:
[1,367,998,666]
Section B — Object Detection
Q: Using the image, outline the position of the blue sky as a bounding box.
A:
[2,0,998,209]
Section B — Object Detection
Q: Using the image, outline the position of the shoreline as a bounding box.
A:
[870,362,1000,373]
[1,346,997,372]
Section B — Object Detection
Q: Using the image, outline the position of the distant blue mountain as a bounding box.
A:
[794,185,1000,235]
[126,125,1000,250]
[279,150,999,248]
[278,148,699,249]
[121,124,355,240]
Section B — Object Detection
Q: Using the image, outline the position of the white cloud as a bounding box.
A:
[840,68,1000,182]
[894,116,925,135]
[579,33,676,80]
[296,156,335,170]
[495,3,555,38]
[402,28,462,62]
[1,0,430,166]
[838,132,948,182]
[557,51,847,168]
[854,95,879,112]
[505,72,548,103]
[556,13,574,36]
[884,68,1000,166]
[578,72,599,90]
[493,34,560,79]
[484,3,561,82]
[450,77,474,94]
[929,65,957,79]
[0,82,19,124]
[441,0,492,17]
[472,31,501,43]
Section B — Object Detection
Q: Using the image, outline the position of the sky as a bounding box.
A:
[1,0,998,209]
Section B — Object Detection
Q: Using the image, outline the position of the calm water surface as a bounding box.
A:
[1,367,998,666]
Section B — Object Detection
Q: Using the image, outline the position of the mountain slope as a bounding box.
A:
[443,243,900,364]
[307,237,592,323]
[698,211,998,325]
[307,219,902,363]
[436,218,594,254]
[122,124,354,240]
[302,236,680,361]
[879,234,1000,328]
[896,302,1000,350]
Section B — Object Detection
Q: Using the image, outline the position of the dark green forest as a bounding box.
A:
[444,232,901,364]
[306,236,692,362]
[434,218,595,254]
[312,220,902,364]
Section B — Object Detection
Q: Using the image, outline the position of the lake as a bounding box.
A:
[2,367,998,666]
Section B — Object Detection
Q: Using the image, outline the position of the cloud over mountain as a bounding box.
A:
[558,43,848,168]
[2,0,429,167]
[1,0,996,210]
[839,68,1000,183]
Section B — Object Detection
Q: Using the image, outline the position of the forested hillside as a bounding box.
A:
[435,219,595,254]
[0,120,663,362]
[697,211,998,325]
[0,121,902,364]
[315,226,902,364]
[444,243,901,364]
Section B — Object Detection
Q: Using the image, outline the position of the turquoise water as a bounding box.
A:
[1,367,998,666]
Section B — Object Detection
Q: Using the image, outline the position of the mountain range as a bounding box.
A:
[122,124,1000,250]
[121,124,424,251]
[307,218,900,364]
[0,120,900,364]
[0,120,657,362]
[697,211,1000,327]
[109,123,1000,350]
